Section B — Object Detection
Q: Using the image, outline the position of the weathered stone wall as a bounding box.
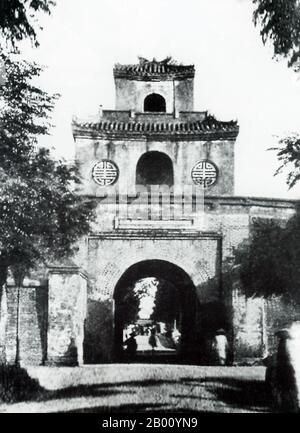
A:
[84,233,221,362]
[1,197,296,365]
[232,288,265,361]
[75,137,235,198]
[114,78,194,112]
[266,296,300,355]
[87,234,220,299]
[81,195,295,238]
[174,79,194,112]
[4,285,47,366]
[47,267,87,366]
[212,202,297,361]
[84,298,114,363]
[115,79,174,112]
[73,197,296,362]
[1,182,296,366]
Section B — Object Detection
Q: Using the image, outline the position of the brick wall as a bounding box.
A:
[1,196,297,365]
[83,233,221,362]
[266,296,300,355]
[47,268,87,366]
[5,285,47,365]
[115,79,175,113]
[75,137,235,198]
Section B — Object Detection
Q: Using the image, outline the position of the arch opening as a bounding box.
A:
[113,260,202,364]
[136,151,174,186]
[83,260,228,365]
[144,93,166,112]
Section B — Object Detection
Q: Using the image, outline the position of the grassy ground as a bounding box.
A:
[0,365,269,413]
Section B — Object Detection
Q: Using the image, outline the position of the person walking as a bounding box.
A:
[148,327,157,354]
[123,332,138,360]
[211,329,229,366]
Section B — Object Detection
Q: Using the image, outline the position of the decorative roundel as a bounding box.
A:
[92,160,119,186]
[191,160,218,188]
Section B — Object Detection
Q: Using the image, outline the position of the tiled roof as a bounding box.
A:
[114,57,195,80]
[73,115,239,140]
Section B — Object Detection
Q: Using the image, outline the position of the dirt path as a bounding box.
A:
[0,365,269,413]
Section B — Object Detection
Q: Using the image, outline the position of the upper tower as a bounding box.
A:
[113,57,195,113]
[73,57,239,202]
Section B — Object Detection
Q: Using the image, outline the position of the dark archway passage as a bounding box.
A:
[113,260,201,364]
[136,151,174,186]
[144,93,166,112]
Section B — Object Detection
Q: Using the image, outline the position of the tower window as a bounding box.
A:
[144,93,166,112]
[136,151,174,186]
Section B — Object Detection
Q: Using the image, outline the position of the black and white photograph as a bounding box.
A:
[0,0,300,417]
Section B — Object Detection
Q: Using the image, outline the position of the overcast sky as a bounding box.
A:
[21,0,300,199]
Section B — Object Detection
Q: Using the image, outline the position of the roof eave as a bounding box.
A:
[72,126,239,142]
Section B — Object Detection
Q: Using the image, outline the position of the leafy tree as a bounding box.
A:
[0,53,96,365]
[0,1,96,365]
[271,134,300,189]
[151,279,180,325]
[252,2,300,187]
[115,279,153,328]
[115,285,140,328]
[253,0,300,70]
[0,0,55,48]
[231,219,286,298]
[0,53,96,288]
[227,213,300,304]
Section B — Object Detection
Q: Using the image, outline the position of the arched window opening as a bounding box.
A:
[144,93,166,112]
[136,151,174,186]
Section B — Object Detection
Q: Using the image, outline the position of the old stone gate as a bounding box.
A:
[83,231,222,363]
[0,57,298,366]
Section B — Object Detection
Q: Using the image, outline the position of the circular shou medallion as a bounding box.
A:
[92,160,119,186]
[191,160,218,187]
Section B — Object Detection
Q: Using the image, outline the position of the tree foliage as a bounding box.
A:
[0,52,96,284]
[116,285,140,328]
[270,134,300,189]
[0,0,55,48]
[252,2,300,185]
[253,0,300,69]
[116,279,153,327]
[253,0,300,70]
[228,212,300,303]
[151,279,180,325]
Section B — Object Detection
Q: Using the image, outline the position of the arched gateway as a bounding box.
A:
[82,232,223,364]
[112,260,227,363]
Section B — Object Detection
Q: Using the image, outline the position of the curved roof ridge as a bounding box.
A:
[114,57,195,80]
[72,115,239,137]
